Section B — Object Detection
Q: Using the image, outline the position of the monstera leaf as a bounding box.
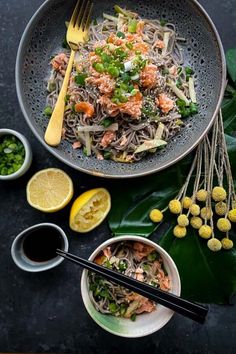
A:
[108,48,236,304]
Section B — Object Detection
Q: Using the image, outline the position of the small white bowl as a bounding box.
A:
[81,236,181,338]
[11,223,69,272]
[0,128,32,180]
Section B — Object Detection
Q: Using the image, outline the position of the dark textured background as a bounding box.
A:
[0,0,236,353]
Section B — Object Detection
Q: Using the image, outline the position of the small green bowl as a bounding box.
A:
[81,236,181,338]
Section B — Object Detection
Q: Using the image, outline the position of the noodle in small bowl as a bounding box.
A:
[81,236,181,337]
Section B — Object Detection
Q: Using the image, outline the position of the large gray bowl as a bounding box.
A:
[16,0,226,178]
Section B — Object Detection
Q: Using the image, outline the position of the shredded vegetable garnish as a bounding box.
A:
[45,6,198,162]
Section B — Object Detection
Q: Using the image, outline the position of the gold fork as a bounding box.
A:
[44,0,93,146]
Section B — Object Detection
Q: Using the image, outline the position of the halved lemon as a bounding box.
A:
[69,188,111,233]
[26,168,73,212]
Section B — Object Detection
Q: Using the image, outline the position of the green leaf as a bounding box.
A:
[226,48,236,84]
[222,96,236,134]
[109,165,185,236]
[159,228,236,303]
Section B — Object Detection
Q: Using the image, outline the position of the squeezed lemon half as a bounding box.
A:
[26,168,73,212]
[69,188,111,232]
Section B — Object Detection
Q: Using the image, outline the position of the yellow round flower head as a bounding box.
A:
[221,238,234,250]
[190,216,203,229]
[200,207,213,220]
[173,225,187,238]
[196,189,208,202]
[182,197,192,209]
[215,202,227,216]
[217,218,231,232]
[177,214,189,227]
[190,203,200,216]
[207,238,222,252]
[149,209,163,223]
[198,225,212,239]
[169,199,182,214]
[212,186,227,202]
[228,209,236,222]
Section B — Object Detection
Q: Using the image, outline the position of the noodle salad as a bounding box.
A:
[44,5,198,163]
[88,241,170,321]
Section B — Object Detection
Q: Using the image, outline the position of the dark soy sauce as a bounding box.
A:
[23,227,62,262]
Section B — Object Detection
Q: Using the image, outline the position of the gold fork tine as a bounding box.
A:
[84,2,93,31]
[75,0,87,28]
[70,0,81,27]
[79,1,91,29]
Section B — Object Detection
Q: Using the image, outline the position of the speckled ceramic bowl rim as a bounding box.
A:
[15,0,226,179]
[11,223,69,272]
[81,235,181,337]
[0,128,32,180]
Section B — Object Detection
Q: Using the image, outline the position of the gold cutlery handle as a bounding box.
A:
[44,49,75,146]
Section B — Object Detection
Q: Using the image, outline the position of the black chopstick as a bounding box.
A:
[56,249,208,323]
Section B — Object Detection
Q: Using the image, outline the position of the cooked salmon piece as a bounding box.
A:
[133,42,149,54]
[153,39,165,49]
[103,247,112,259]
[136,299,155,314]
[94,254,106,265]
[87,74,115,94]
[140,64,158,88]
[72,141,82,149]
[157,93,174,113]
[160,276,171,291]
[51,53,68,75]
[107,33,124,46]
[98,91,143,119]
[133,242,155,261]
[169,65,178,76]
[74,102,95,118]
[100,130,116,148]
[136,20,145,35]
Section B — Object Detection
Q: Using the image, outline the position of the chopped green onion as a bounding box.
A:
[120,83,129,91]
[176,78,182,88]
[120,72,131,83]
[131,89,138,96]
[43,106,53,117]
[93,19,98,25]
[64,94,70,103]
[177,67,182,75]
[83,147,88,156]
[103,151,112,160]
[126,42,133,50]
[147,252,158,261]
[131,313,137,321]
[128,19,137,33]
[101,53,111,63]
[142,264,150,272]
[118,260,127,271]
[162,68,169,75]
[120,304,127,316]
[160,19,167,27]
[74,73,87,86]
[185,66,194,81]
[107,65,120,77]
[102,118,114,128]
[109,302,118,313]
[117,31,125,39]
[111,97,120,104]
[94,63,105,73]
[95,47,103,55]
